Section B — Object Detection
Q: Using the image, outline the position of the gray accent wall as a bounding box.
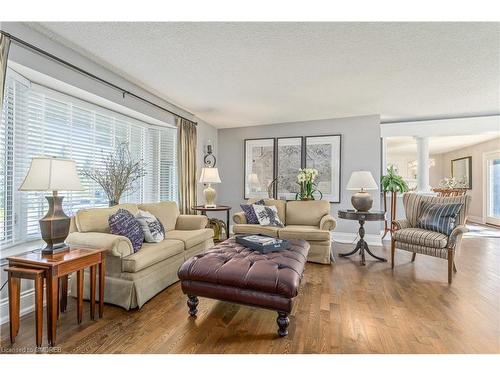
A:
[217,115,382,234]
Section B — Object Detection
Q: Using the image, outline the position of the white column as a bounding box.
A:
[415,136,430,192]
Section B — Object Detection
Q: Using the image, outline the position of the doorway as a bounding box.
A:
[485,151,500,226]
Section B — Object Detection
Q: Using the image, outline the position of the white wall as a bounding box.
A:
[217,115,382,234]
[440,137,500,221]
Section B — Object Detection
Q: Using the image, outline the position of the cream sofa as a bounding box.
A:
[233,199,336,264]
[65,202,214,310]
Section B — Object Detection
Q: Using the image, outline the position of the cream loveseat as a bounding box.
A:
[65,202,214,309]
[233,199,336,264]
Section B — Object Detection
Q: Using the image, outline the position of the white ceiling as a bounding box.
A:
[27,22,500,128]
[387,134,500,155]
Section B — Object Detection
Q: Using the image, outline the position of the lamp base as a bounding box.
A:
[41,244,70,255]
[39,193,71,254]
[351,191,373,212]
[203,184,217,208]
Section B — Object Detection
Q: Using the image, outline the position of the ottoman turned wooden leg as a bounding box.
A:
[187,295,199,317]
[277,312,289,337]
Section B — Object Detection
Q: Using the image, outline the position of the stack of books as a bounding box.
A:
[235,235,290,253]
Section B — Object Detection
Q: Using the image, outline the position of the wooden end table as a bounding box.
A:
[337,210,387,266]
[192,205,232,241]
[7,248,106,346]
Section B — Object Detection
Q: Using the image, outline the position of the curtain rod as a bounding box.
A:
[0,30,196,125]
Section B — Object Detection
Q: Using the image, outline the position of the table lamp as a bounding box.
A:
[19,157,84,254]
[199,167,221,208]
[346,171,378,212]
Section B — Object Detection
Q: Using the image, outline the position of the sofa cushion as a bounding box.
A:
[248,199,286,225]
[135,210,165,243]
[109,209,145,252]
[252,204,284,227]
[165,229,214,249]
[416,202,463,235]
[240,199,265,224]
[138,202,179,231]
[233,224,280,237]
[285,200,331,226]
[393,228,449,248]
[75,203,139,233]
[122,239,184,273]
[278,225,331,241]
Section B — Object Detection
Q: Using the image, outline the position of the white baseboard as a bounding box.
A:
[331,232,383,247]
[0,288,37,325]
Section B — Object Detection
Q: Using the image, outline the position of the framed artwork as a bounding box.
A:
[244,138,275,199]
[304,135,342,203]
[451,156,472,189]
[276,137,303,200]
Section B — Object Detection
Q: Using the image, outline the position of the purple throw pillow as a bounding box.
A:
[240,199,265,224]
[109,209,144,252]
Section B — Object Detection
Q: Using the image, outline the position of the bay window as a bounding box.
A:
[0,68,177,249]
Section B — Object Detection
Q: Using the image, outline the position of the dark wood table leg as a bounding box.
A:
[187,295,198,316]
[364,242,387,262]
[90,265,97,320]
[76,270,84,324]
[277,311,289,337]
[7,273,20,344]
[34,274,44,347]
[46,271,59,347]
[338,219,386,265]
[60,275,68,313]
[227,210,230,239]
[98,257,105,318]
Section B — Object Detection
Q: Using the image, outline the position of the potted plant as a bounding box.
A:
[83,142,146,206]
[380,165,409,238]
[295,168,323,200]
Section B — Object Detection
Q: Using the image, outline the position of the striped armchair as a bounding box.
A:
[391,193,471,283]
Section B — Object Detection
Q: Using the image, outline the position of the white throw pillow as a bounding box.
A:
[252,204,284,227]
[135,210,165,243]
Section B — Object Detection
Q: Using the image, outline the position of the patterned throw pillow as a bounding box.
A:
[417,202,463,236]
[252,204,284,227]
[135,210,165,243]
[108,209,145,252]
[240,199,265,224]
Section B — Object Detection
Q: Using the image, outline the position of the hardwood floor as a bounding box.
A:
[1,236,499,354]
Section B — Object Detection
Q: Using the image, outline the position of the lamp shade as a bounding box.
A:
[248,173,260,187]
[346,171,378,191]
[199,167,221,184]
[19,157,84,191]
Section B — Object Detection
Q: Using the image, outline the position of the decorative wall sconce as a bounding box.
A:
[204,140,216,167]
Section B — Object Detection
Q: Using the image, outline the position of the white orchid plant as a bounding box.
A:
[296,168,322,200]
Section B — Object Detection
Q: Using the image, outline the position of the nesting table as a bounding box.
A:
[7,248,106,346]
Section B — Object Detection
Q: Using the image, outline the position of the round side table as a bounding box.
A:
[337,210,386,266]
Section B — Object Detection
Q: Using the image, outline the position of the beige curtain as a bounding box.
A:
[0,33,11,116]
[177,117,197,214]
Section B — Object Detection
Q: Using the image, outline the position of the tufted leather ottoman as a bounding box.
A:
[177,237,309,337]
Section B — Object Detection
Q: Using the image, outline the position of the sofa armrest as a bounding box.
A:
[233,212,247,224]
[65,232,133,258]
[320,214,336,231]
[175,214,208,230]
[448,225,468,248]
[392,219,411,231]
